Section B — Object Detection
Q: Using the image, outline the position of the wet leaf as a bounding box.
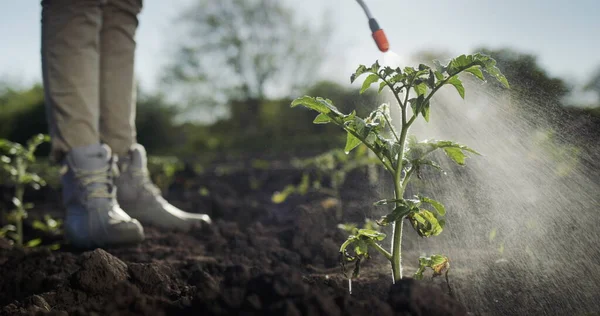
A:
[413,82,428,96]
[418,196,446,216]
[415,254,450,279]
[379,81,387,93]
[357,229,386,241]
[447,76,465,99]
[408,209,444,237]
[354,240,369,256]
[351,65,368,83]
[377,204,417,226]
[291,96,343,116]
[344,132,362,154]
[313,113,331,124]
[443,147,467,165]
[360,74,380,94]
[465,66,485,81]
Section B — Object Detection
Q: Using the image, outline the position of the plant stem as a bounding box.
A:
[369,241,392,261]
[390,89,410,282]
[15,157,25,246]
[401,167,415,192]
[342,126,393,171]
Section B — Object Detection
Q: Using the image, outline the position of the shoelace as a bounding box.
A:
[73,167,114,199]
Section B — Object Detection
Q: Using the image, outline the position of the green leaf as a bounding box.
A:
[377,204,417,226]
[408,209,444,237]
[291,96,344,117]
[414,254,450,279]
[291,96,329,113]
[447,76,465,99]
[413,82,428,96]
[418,196,446,216]
[378,81,387,93]
[32,220,47,231]
[360,74,380,94]
[344,132,362,154]
[354,240,369,255]
[370,60,381,73]
[434,70,444,81]
[351,65,368,83]
[443,147,467,165]
[357,229,386,241]
[414,266,426,280]
[415,159,443,172]
[313,113,331,124]
[472,53,510,88]
[271,185,296,203]
[421,100,430,122]
[406,139,480,164]
[427,70,436,88]
[445,53,509,88]
[465,66,485,81]
[447,54,470,75]
[25,238,42,248]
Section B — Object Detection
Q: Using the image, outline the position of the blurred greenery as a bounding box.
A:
[0,45,598,202]
[0,48,598,164]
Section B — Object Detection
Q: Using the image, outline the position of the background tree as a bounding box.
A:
[161,0,331,132]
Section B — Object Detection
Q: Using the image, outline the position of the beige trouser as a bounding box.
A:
[41,0,143,162]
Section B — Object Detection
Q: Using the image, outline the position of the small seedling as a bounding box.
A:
[272,145,379,219]
[291,53,509,282]
[0,134,50,247]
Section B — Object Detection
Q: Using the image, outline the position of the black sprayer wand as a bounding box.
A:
[355,0,389,52]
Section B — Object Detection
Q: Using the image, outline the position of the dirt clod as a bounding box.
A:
[72,248,129,294]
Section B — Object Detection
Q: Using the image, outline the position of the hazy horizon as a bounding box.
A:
[1,0,599,104]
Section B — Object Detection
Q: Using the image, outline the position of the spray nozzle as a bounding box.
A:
[368,18,389,52]
[356,0,390,53]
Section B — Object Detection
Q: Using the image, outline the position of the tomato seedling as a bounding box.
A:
[272,145,379,219]
[0,134,50,247]
[291,53,509,282]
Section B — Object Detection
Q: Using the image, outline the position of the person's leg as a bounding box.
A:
[99,0,211,231]
[41,0,144,248]
[41,0,101,162]
[98,0,141,156]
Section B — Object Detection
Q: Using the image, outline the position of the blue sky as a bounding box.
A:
[1,0,599,101]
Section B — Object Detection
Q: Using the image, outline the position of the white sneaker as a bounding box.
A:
[115,144,211,231]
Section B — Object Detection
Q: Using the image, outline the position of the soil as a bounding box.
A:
[1,160,599,316]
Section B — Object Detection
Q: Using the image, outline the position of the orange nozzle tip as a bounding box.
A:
[372,29,389,52]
